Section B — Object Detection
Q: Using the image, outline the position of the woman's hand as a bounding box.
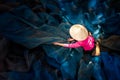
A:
[67,38,75,42]
[89,32,92,36]
[53,42,60,45]
[53,42,65,47]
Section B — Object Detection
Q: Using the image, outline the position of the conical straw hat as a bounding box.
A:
[69,24,88,41]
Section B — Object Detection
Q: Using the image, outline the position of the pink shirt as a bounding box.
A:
[64,35,95,51]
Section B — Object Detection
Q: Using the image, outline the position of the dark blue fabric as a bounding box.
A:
[78,55,94,80]
[42,45,83,79]
[102,14,120,37]
[0,0,120,80]
[0,5,68,49]
[92,56,105,80]
[101,52,120,80]
[8,61,56,80]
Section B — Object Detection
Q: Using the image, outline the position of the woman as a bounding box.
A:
[53,24,104,80]
[53,24,100,56]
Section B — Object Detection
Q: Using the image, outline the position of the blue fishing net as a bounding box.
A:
[0,0,120,80]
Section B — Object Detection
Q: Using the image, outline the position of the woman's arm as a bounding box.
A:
[53,42,65,47]
[94,41,100,56]
[67,38,75,42]
[53,42,81,48]
[53,38,75,46]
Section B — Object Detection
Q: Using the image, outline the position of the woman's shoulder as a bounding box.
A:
[88,35,95,41]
